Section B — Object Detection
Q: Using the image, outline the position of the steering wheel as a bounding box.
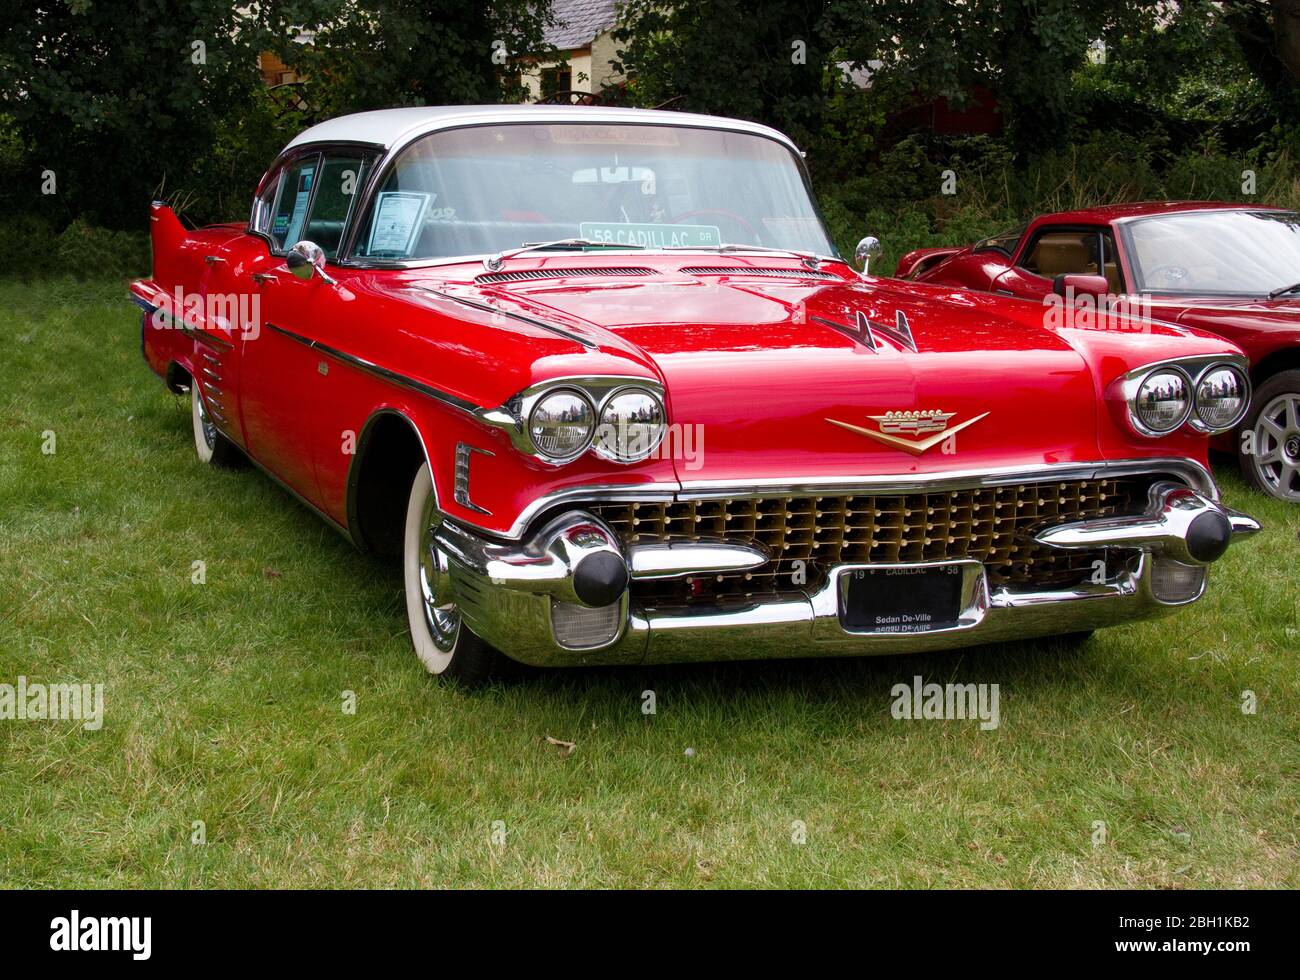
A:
[1145,264,1189,285]
[668,208,760,242]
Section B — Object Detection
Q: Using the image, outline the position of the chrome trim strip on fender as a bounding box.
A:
[414,286,599,350]
[264,321,483,415]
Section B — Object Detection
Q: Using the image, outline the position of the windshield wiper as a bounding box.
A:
[1267,280,1300,299]
[663,242,832,269]
[484,238,644,271]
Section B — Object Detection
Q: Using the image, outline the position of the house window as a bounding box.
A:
[541,66,572,97]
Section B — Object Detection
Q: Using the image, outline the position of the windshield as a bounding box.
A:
[1125,210,1300,295]
[974,225,1024,255]
[351,122,835,261]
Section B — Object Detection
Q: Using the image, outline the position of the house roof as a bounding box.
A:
[544,0,621,49]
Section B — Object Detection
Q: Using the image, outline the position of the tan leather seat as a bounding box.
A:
[1030,234,1098,276]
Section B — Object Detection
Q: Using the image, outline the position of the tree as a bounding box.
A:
[269,0,555,118]
[0,0,271,228]
[0,0,555,229]
[1222,0,1300,111]
[614,1,1153,159]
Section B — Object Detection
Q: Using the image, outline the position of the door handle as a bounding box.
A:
[251,272,278,285]
[204,254,226,265]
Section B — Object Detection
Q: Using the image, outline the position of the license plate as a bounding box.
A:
[840,565,965,634]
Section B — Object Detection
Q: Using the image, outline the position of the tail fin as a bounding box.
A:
[148,201,188,283]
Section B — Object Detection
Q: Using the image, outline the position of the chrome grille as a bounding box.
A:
[589,478,1147,604]
[680,265,840,280]
[476,266,656,284]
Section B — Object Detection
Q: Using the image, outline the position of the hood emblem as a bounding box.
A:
[811,309,917,353]
[826,409,990,454]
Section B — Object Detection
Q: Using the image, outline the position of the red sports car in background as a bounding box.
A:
[896,202,1300,502]
[131,109,1259,682]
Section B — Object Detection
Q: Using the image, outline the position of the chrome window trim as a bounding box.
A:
[246,140,384,257]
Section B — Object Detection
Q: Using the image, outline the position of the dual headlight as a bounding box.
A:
[527,386,666,463]
[1128,361,1249,436]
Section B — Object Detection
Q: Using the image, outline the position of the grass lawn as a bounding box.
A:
[0,276,1296,889]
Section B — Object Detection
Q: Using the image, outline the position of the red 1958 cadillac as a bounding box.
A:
[895,201,1300,502]
[131,106,1259,683]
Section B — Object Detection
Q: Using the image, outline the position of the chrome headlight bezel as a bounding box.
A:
[526,388,596,462]
[593,386,667,463]
[479,376,668,465]
[1132,367,1193,436]
[1115,355,1251,439]
[1190,364,1250,433]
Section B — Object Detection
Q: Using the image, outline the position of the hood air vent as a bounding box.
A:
[681,265,840,281]
[476,266,657,284]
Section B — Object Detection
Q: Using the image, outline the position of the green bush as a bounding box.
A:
[0,216,147,280]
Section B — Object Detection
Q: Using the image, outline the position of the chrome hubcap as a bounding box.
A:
[418,495,461,653]
[1252,392,1300,501]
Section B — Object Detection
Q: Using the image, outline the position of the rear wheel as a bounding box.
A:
[191,382,243,467]
[402,462,508,685]
[1239,370,1300,502]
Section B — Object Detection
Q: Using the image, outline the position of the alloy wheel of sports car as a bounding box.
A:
[190,382,243,468]
[402,462,506,684]
[1241,370,1300,502]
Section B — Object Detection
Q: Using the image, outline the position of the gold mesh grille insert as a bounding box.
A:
[589,477,1143,604]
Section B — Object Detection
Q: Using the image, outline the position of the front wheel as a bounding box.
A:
[402,462,508,684]
[1239,369,1300,502]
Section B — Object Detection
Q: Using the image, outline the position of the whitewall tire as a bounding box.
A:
[191,382,242,467]
[402,462,506,684]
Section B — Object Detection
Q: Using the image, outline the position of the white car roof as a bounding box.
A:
[283,104,799,154]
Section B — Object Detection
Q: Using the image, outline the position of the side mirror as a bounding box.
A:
[1053,273,1109,300]
[855,235,883,274]
[286,240,337,285]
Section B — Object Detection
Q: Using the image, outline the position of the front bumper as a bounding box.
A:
[433,481,1260,667]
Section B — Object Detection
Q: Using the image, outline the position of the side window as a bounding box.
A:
[303,156,367,258]
[269,155,320,252]
[1018,228,1102,278]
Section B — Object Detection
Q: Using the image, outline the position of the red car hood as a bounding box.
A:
[475,274,1102,485]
